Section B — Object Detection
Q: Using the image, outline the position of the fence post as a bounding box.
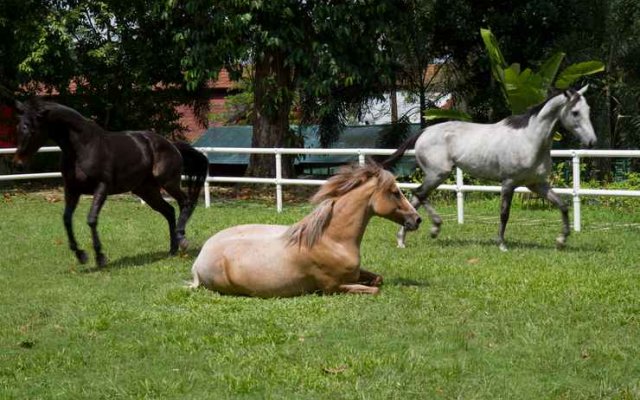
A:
[358,150,365,166]
[204,181,210,208]
[572,151,581,232]
[275,150,283,213]
[456,167,464,224]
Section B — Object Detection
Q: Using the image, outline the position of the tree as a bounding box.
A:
[0,0,51,92]
[11,0,205,136]
[387,0,448,129]
[175,0,404,177]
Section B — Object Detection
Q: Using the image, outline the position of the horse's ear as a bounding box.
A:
[15,100,24,114]
[563,88,577,99]
[577,84,589,95]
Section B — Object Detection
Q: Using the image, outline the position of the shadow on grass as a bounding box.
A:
[386,277,430,288]
[433,237,598,253]
[80,248,201,273]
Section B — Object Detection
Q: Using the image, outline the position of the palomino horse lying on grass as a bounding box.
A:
[190,162,421,297]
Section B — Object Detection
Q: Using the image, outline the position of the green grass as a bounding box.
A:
[1,192,639,399]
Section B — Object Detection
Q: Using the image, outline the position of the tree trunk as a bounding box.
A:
[247,49,295,178]
[419,88,427,129]
[390,87,398,123]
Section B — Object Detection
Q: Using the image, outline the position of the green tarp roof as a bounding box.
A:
[192,124,422,170]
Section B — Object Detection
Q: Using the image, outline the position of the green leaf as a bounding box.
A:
[480,28,507,86]
[555,61,605,89]
[538,52,565,88]
[503,65,546,114]
[480,28,507,68]
[425,108,472,122]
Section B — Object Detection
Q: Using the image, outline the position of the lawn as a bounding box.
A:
[1,190,639,399]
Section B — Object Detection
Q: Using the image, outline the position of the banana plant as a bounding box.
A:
[480,28,605,114]
[427,29,605,124]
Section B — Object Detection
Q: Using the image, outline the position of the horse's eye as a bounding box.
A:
[571,111,579,117]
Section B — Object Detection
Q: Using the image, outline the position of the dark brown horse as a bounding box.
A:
[14,99,209,267]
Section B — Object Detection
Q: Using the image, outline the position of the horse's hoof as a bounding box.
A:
[169,246,178,256]
[429,226,440,238]
[76,250,89,264]
[556,236,566,250]
[179,238,189,251]
[371,276,384,287]
[396,242,406,249]
[96,254,108,268]
[499,243,508,252]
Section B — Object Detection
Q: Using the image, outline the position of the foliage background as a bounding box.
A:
[1,0,639,177]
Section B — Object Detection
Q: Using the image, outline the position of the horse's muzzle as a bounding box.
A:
[12,154,25,167]
[404,216,422,231]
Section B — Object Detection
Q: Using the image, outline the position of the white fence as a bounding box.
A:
[2,146,640,232]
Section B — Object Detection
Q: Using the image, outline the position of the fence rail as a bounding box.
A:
[3,146,640,232]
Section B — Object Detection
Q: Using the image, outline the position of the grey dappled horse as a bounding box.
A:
[383,85,597,251]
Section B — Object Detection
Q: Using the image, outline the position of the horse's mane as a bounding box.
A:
[23,98,97,133]
[504,89,573,129]
[284,163,396,248]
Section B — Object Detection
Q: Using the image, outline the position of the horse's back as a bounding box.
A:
[192,224,315,297]
[118,131,183,183]
[417,120,541,181]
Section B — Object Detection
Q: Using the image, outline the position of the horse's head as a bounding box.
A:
[368,167,421,231]
[559,85,597,148]
[310,162,421,232]
[13,99,50,166]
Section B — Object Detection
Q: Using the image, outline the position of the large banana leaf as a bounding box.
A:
[480,28,507,85]
[503,64,546,114]
[555,61,605,89]
[538,52,565,89]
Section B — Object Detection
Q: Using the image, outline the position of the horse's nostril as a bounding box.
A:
[416,217,422,225]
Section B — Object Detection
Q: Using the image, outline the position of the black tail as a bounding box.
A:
[174,141,209,204]
[382,132,422,169]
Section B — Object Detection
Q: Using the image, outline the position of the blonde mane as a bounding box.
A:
[285,163,396,248]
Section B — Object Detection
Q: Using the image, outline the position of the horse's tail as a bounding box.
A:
[174,141,209,205]
[381,132,422,169]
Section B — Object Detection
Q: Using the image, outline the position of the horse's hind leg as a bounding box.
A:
[498,182,516,252]
[63,189,88,264]
[87,183,109,267]
[527,182,570,249]
[396,171,448,248]
[162,179,193,251]
[133,184,178,255]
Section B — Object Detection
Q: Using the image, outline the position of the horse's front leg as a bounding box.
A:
[87,183,109,267]
[527,183,570,249]
[497,182,516,252]
[357,268,383,287]
[63,189,88,264]
[336,284,380,295]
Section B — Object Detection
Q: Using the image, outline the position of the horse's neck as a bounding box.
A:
[47,105,102,152]
[528,95,567,149]
[323,187,373,248]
